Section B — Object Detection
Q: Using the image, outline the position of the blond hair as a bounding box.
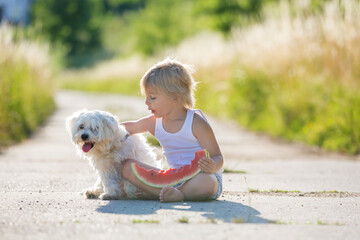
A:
[140,58,197,109]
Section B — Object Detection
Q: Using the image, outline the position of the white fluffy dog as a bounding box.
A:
[66,109,158,200]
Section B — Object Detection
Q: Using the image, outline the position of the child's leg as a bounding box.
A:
[160,173,218,202]
[122,159,218,202]
[121,159,162,198]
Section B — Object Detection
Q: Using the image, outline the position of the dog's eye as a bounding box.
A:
[91,128,98,134]
[79,125,84,130]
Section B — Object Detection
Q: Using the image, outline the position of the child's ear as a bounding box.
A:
[172,95,179,102]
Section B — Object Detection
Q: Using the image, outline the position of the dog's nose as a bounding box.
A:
[81,133,89,141]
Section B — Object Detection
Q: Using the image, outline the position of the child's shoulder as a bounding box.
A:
[144,114,156,121]
[136,114,156,134]
[192,111,215,140]
[143,114,156,126]
[192,110,211,130]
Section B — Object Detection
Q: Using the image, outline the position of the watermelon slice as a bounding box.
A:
[131,149,210,188]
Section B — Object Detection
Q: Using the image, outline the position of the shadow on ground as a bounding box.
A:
[97,199,270,223]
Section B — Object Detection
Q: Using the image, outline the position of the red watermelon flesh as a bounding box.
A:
[131,149,209,188]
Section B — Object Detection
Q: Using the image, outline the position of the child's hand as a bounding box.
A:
[198,157,217,173]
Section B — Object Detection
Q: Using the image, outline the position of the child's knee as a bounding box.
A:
[184,173,218,198]
[198,174,218,197]
[206,175,218,197]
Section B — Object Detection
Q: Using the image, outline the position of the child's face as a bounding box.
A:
[145,86,177,118]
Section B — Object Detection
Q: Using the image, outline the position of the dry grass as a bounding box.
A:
[164,0,360,88]
[233,0,360,86]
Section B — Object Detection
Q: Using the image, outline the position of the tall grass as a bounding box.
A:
[0,24,55,146]
[58,0,360,154]
[194,0,360,154]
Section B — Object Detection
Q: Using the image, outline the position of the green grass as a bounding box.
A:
[208,216,217,224]
[249,189,260,193]
[0,26,55,147]
[317,220,327,225]
[57,0,360,156]
[272,221,292,225]
[249,189,301,193]
[196,71,360,155]
[318,190,347,194]
[194,1,360,155]
[60,77,141,96]
[231,217,245,224]
[223,168,247,174]
[132,219,160,224]
[177,217,189,223]
[249,189,348,195]
[58,63,360,155]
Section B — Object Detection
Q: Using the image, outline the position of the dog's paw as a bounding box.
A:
[99,193,119,200]
[81,188,100,199]
[85,191,98,199]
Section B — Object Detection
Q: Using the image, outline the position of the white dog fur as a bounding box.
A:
[66,109,159,200]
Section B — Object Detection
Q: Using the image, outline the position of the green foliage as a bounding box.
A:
[57,0,360,155]
[197,69,360,154]
[195,0,360,155]
[104,0,146,14]
[129,0,200,55]
[194,0,265,34]
[31,0,102,56]
[100,0,270,55]
[0,26,55,147]
[30,0,271,60]
[59,65,360,154]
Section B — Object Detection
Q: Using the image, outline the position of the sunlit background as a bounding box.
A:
[0,0,359,155]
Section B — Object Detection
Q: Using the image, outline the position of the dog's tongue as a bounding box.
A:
[82,143,92,152]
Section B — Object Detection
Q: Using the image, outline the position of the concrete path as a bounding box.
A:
[0,91,359,240]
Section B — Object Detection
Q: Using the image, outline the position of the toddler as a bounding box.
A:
[121,58,223,202]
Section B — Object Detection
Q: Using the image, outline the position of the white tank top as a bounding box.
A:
[155,109,205,168]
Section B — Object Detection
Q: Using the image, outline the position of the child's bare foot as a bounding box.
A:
[135,188,158,200]
[160,186,184,202]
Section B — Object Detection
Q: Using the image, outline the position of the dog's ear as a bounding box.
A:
[99,114,118,140]
[65,109,87,133]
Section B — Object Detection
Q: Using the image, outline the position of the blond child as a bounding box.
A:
[121,58,223,202]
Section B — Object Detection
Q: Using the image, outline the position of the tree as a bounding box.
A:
[130,0,198,55]
[32,0,102,56]
[195,0,265,34]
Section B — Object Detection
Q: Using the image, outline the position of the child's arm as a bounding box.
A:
[121,115,156,135]
[193,114,224,173]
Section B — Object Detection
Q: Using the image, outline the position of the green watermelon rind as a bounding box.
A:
[131,149,210,188]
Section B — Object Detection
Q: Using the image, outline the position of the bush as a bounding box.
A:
[196,0,360,154]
